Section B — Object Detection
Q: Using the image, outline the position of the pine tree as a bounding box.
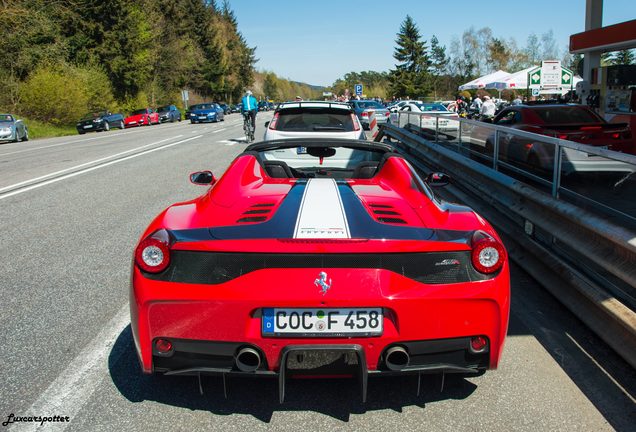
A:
[389,15,432,98]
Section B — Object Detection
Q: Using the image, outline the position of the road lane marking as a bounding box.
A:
[0,136,183,193]
[212,128,226,133]
[12,305,130,432]
[0,135,201,200]
[0,131,142,157]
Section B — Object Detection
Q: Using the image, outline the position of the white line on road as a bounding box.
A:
[0,131,140,157]
[0,135,202,200]
[0,135,182,193]
[11,305,130,432]
[212,128,226,133]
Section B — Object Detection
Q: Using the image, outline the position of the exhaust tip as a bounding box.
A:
[385,346,409,371]
[236,347,261,372]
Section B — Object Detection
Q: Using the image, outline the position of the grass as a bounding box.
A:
[20,117,77,139]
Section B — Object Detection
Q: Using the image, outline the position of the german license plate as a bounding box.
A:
[83,125,92,129]
[296,147,307,154]
[262,308,382,336]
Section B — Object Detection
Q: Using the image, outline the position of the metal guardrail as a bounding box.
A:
[377,118,636,369]
[390,111,636,228]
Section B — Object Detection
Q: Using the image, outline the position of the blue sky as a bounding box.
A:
[228,0,635,87]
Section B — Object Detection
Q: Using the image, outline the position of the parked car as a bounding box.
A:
[124,108,159,128]
[258,101,270,111]
[488,103,634,173]
[130,138,510,400]
[0,114,28,142]
[157,105,181,123]
[188,103,225,123]
[218,103,231,115]
[349,100,390,130]
[76,111,125,134]
[388,100,423,113]
[264,101,365,141]
[231,104,242,113]
[389,102,460,132]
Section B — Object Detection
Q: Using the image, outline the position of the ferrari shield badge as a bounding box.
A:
[314,271,332,295]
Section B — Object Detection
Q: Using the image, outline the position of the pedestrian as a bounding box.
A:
[480,96,496,121]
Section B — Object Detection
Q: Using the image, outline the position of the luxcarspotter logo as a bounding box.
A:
[2,413,70,427]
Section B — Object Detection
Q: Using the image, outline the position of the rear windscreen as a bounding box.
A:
[533,107,601,124]
[275,108,355,132]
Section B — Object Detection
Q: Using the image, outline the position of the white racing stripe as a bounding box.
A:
[293,178,350,238]
[0,135,201,200]
[10,305,130,432]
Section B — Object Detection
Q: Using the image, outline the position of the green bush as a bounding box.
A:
[18,63,116,125]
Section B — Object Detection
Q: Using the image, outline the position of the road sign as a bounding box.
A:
[540,60,561,88]
[355,84,363,96]
[532,88,540,97]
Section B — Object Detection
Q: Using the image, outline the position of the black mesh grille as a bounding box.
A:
[144,251,495,284]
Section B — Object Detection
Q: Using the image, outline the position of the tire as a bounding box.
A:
[78,130,86,135]
[146,117,151,126]
[119,121,124,129]
[104,121,110,131]
[23,128,28,141]
[13,131,21,142]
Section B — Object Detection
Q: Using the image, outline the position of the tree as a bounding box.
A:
[541,30,559,60]
[488,38,510,71]
[610,49,635,65]
[525,33,541,65]
[389,15,432,98]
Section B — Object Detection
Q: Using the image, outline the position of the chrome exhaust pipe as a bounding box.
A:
[236,347,261,372]
[385,346,410,371]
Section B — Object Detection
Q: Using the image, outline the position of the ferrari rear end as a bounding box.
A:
[130,139,510,402]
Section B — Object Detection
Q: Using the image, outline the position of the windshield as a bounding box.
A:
[157,106,170,112]
[261,145,385,171]
[533,106,601,124]
[416,103,447,112]
[131,109,147,115]
[357,101,384,109]
[0,114,14,122]
[81,111,107,120]
[191,104,214,110]
[273,108,356,132]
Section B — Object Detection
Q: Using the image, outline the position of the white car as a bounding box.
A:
[263,101,366,141]
[389,102,460,132]
[388,100,423,113]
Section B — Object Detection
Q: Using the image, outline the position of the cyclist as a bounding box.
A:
[241,90,258,135]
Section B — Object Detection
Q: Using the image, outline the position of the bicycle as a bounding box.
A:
[243,113,255,143]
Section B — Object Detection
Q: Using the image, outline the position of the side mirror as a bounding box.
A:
[190,170,216,185]
[425,172,450,187]
[264,121,270,128]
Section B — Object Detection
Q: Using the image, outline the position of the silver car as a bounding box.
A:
[263,101,365,141]
[349,100,390,129]
[0,114,28,142]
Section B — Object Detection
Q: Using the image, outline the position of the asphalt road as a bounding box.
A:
[0,113,634,431]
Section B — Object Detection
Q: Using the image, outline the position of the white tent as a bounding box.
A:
[458,70,511,91]
[485,66,537,90]
[485,66,583,93]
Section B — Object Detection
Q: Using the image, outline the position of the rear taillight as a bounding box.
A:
[557,134,568,140]
[471,231,506,274]
[385,112,390,117]
[269,112,279,130]
[135,229,171,273]
[351,114,360,131]
[610,132,620,139]
[361,111,368,117]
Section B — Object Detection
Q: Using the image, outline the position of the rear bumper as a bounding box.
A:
[130,265,510,378]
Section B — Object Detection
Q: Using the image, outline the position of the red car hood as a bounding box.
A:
[125,114,146,122]
[151,155,492,254]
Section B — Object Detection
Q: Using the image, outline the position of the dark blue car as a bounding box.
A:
[189,103,225,124]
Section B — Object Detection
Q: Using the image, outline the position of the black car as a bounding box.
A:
[76,111,125,134]
[218,103,231,115]
[231,104,242,113]
[157,105,181,123]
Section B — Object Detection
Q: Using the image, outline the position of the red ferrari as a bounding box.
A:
[124,108,159,128]
[130,139,510,402]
